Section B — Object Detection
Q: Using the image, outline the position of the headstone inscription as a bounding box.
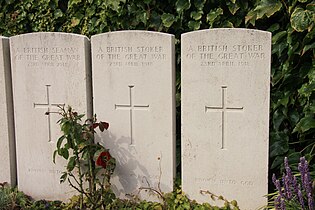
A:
[0,36,16,186]
[181,29,271,210]
[92,31,176,201]
[10,32,92,201]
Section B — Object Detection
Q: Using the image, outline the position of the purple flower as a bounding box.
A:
[273,174,284,198]
[298,186,305,210]
[299,157,307,185]
[284,157,293,181]
[292,176,299,195]
[275,196,281,210]
[308,192,314,210]
[284,175,292,199]
[280,198,286,210]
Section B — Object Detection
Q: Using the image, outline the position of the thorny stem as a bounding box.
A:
[74,150,84,209]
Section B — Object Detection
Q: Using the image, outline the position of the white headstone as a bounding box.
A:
[92,31,175,201]
[10,32,92,201]
[0,36,16,186]
[181,29,271,209]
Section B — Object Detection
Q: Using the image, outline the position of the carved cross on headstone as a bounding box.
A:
[115,85,149,146]
[34,85,64,142]
[205,86,243,149]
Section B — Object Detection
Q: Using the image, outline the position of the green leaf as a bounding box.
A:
[293,116,315,133]
[175,0,191,14]
[302,42,315,55]
[290,7,314,32]
[246,0,282,24]
[222,20,234,28]
[190,11,203,20]
[61,148,69,160]
[188,20,201,30]
[271,156,285,169]
[193,0,206,10]
[68,0,82,8]
[306,3,315,12]
[60,172,67,184]
[288,109,300,125]
[298,0,309,2]
[67,156,76,171]
[227,1,240,15]
[267,23,280,32]
[273,109,285,130]
[207,8,223,26]
[54,9,63,19]
[53,150,57,164]
[254,0,282,19]
[161,13,175,28]
[57,136,65,150]
[270,137,289,158]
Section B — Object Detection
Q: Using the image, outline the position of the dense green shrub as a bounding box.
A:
[0,0,314,190]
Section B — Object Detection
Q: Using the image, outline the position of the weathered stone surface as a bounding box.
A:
[92,31,176,201]
[181,29,271,210]
[10,32,92,201]
[0,36,16,186]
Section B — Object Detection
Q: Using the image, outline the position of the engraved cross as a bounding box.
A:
[34,85,64,142]
[205,86,243,149]
[115,85,149,146]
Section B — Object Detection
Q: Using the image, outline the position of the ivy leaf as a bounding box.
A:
[271,156,285,169]
[273,109,285,131]
[270,132,289,158]
[207,8,223,26]
[68,0,82,8]
[161,13,175,28]
[298,0,308,2]
[254,0,282,19]
[246,0,282,24]
[267,23,280,32]
[245,10,257,25]
[302,42,315,55]
[71,17,80,27]
[227,1,240,15]
[193,0,206,10]
[54,9,63,19]
[188,20,201,30]
[293,116,315,133]
[272,31,287,44]
[290,7,314,32]
[306,3,315,12]
[222,20,234,28]
[175,0,191,14]
[190,11,203,20]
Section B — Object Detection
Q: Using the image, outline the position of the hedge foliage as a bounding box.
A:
[0,0,314,180]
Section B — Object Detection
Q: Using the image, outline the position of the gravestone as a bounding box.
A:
[92,31,175,201]
[0,36,16,186]
[10,32,92,201]
[181,29,271,209]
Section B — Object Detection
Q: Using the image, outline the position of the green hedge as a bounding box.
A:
[1,0,314,183]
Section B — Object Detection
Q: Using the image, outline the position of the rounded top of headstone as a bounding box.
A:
[10,32,89,41]
[0,36,8,39]
[182,28,271,37]
[91,30,174,39]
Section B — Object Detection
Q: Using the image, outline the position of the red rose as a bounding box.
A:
[96,151,111,168]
